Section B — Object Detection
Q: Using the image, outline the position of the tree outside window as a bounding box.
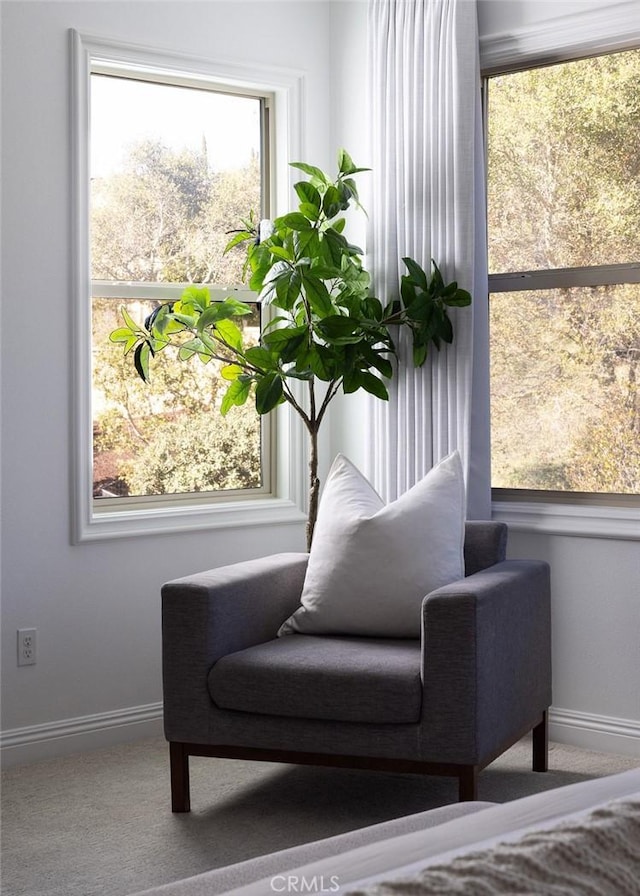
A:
[90,73,268,502]
[487,48,640,498]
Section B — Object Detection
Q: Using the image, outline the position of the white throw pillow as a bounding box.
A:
[278,451,466,638]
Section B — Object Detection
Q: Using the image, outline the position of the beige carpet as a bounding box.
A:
[1,735,638,896]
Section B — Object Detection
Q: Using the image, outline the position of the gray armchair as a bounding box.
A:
[162,521,551,812]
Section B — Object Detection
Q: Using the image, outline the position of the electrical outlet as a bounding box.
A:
[17,628,37,666]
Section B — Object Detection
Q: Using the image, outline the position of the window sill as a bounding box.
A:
[492,500,639,541]
[76,495,306,543]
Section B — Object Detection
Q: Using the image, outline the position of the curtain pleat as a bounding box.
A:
[365,0,491,518]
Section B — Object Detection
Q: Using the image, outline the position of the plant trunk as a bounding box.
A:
[306,426,320,552]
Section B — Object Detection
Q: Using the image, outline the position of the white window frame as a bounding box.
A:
[70,30,307,543]
[481,3,640,540]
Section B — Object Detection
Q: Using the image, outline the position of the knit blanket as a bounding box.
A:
[346,796,640,896]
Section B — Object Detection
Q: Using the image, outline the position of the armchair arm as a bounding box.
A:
[463,521,507,575]
[162,553,308,742]
[420,560,551,764]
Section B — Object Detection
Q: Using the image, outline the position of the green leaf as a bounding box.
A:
[298,202,321,221]
[196,304,224,331]
[220,363,244,381]
[383,299,402,319]
[178,338,205,361]
[261,314,290,332]
[438,314,454,344]
[214,318,244,352]
[260,259,290,287]
[413,342,428,367]
[402,257,429,290]
[307,263,342,280]
[225,298,253,317]
[221,378,251,416]
[294,228,319,258]
[244,346,277,370]
[316,315,359,340]
[429,260,445,294]
[358,371,389,401]
[248,252,275,293]
[268,245,294,261]
[444,288,472,307]
[337,149,370,176]
[224,230,254,254]
[337,180,354,208]
[125,336,139,353]
[294,181,321,208]
[172,311,198,328]
[120,306,141,334]
[308,345,337,381]
[197,299,250,334]
[301,273,334,316]
[322,185,343,219]
[289,161,330,185]
[255,372,284,414]
[341,177,361,205]
[279,332,307,363]
[150,335,169,354]
[361,344,393,379]
[400,275,418,308]
[338,148,356,175]
[133,342,151,383]
[110,327,135,344]
[181,286,210,311]
[198,330,219,357]
[405,293,436,323]
[274,268,302,308]
[363,296,384,322]
[150,305,180,336]
[263,325,307,351]
[323,228,363,262]
[144,304,166,331]
[342,367,361,394]
[161,315,188,336]
[257,260,292,305]
[277,212,313,231]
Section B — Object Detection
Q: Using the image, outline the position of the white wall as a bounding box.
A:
[0,0,331,764]
[506,530,639,755]
[328,0,370,470]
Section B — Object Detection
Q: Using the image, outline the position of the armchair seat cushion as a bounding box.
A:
[208,635,423,724]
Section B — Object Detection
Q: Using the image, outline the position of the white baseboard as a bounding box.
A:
[0,702,163,768]
[2,702,638,768]
[549,707,640,759]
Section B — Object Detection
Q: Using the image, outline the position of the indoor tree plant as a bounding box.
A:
[110,149,471,549]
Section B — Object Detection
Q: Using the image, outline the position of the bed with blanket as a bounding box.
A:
[130,768,640,896]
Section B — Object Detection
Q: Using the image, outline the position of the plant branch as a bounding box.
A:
[316,378,342,427]
[281,382,311,429]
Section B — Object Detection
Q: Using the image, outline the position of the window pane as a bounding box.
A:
[490,285,640,494]
[92,298,263,499]
[487,50,640,274]
[90,74,262,284]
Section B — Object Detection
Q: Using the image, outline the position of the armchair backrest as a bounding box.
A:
[463,521,507,576]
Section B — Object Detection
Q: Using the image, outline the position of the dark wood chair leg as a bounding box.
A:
[170,742,191,812]
[532,710,549,772]
[458,765,479,801]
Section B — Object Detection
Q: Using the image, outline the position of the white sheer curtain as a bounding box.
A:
[365,0,491,519]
